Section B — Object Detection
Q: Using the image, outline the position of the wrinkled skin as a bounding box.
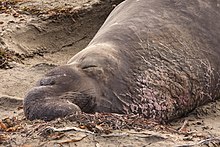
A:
[24,0,220,122]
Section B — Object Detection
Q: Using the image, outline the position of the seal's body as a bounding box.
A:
[24,0,220,122]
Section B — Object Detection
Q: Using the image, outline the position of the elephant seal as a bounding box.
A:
[24,0,220,122]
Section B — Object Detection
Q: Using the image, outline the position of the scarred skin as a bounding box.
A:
[24,0,220,122]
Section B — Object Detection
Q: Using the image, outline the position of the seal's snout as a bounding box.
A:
[23,86,82,121]
[23,66,95,121]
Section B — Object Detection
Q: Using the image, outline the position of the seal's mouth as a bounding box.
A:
[58,91,96,113]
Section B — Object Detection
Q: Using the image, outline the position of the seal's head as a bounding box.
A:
[24,44,126,121]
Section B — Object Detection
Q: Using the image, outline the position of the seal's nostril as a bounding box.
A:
[40,78,56,86]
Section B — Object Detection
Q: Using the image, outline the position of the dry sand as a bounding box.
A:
[0,0,220,146]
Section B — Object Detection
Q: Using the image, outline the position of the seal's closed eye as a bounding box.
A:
[82,65,104,79]
[82,65,98,70]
